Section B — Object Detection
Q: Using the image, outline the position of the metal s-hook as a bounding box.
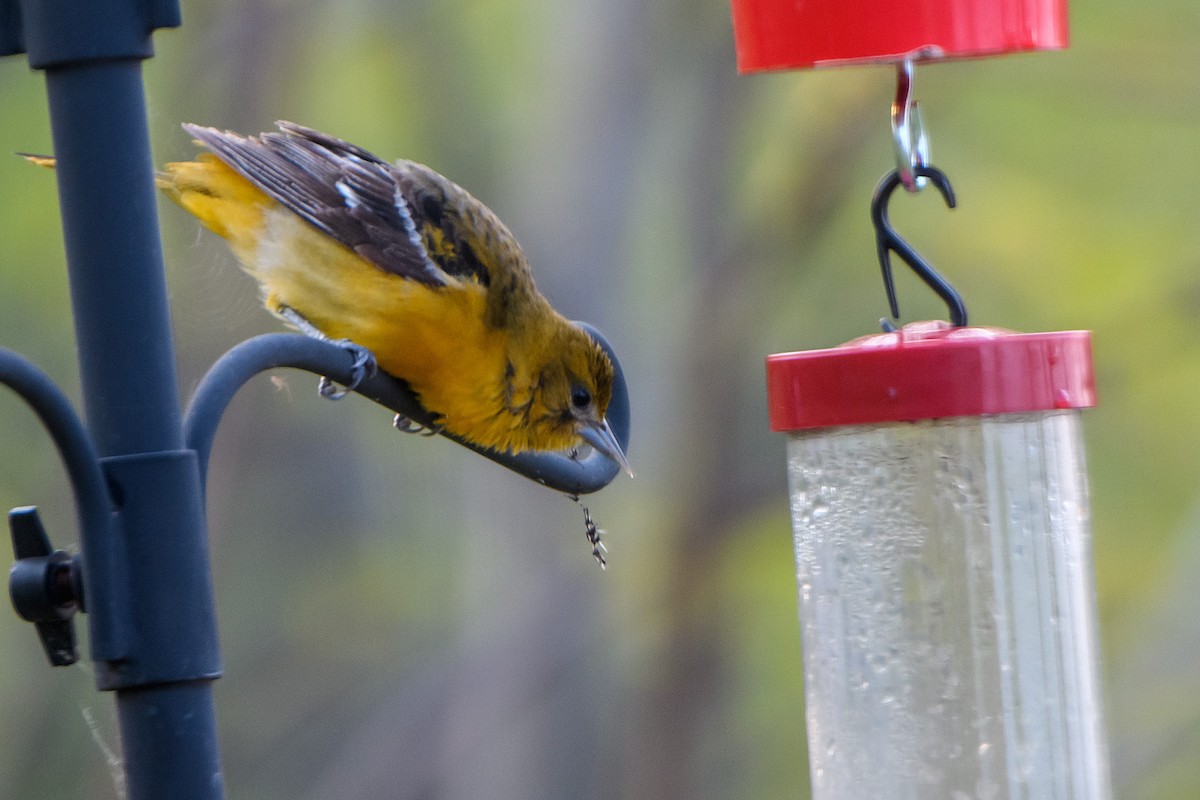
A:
[871,165,968,328]
[892,59,930,192]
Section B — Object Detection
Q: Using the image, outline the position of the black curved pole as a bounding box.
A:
[185,325,631,497]
[0,348,124,660]
[0,349,110,554]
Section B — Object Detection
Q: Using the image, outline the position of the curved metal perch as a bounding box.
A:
[184,323,631,496]
[0,348,125,662]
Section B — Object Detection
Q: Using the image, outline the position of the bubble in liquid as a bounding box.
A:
[798,579,813,603]
[811,497,830,519]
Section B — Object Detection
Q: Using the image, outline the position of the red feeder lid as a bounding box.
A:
[731,0,1069,72]
[766,321,1095,431]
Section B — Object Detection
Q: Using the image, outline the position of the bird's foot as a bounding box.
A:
[274,305,378,400]
[392,414,442,437]
[277,304,328,340]
[318,340,377,400]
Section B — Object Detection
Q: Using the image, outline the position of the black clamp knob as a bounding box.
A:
[8,506,83,666]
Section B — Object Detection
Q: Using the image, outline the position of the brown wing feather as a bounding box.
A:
[274,122,524,292]
[182,123,446,286]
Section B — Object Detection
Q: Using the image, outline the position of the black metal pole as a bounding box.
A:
[46,60,185,455]
[6,1,225,798]
[46,55,225,800]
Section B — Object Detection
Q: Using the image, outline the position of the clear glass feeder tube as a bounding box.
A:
[786,411,1111,800]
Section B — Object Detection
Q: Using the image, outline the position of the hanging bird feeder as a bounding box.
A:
[766,322,1108,799]
[731,0,1113,798]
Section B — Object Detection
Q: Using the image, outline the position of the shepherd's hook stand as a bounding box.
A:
[0,3,629,799]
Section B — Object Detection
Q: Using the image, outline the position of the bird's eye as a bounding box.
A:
[570,385,592,409]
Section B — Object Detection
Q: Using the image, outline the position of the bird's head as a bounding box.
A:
[530,325,631,475]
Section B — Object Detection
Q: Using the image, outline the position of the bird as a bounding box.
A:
[155,121,630,472]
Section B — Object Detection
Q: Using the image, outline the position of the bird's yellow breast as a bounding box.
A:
[256,209,506,401]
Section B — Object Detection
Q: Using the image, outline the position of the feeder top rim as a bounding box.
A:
[766,321,1095,431]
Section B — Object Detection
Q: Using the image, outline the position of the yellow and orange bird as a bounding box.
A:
[158,121,629,471]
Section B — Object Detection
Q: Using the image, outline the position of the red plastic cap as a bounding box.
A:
[766,322,1095,431]
[730,0,1069,72]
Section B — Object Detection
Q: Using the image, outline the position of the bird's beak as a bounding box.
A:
[579,418,633,477]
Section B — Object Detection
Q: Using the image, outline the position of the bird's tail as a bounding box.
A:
[157,154,274,256]
[17,153,56,169]
[19,148,269,255]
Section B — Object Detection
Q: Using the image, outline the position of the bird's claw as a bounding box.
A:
[392,414,441,437]
[318,340,377,400]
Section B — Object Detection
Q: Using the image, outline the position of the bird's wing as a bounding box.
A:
[183,122,495,288]
[383,158,510,291]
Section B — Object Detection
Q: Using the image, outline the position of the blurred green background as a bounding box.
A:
[1,0,1198,798]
